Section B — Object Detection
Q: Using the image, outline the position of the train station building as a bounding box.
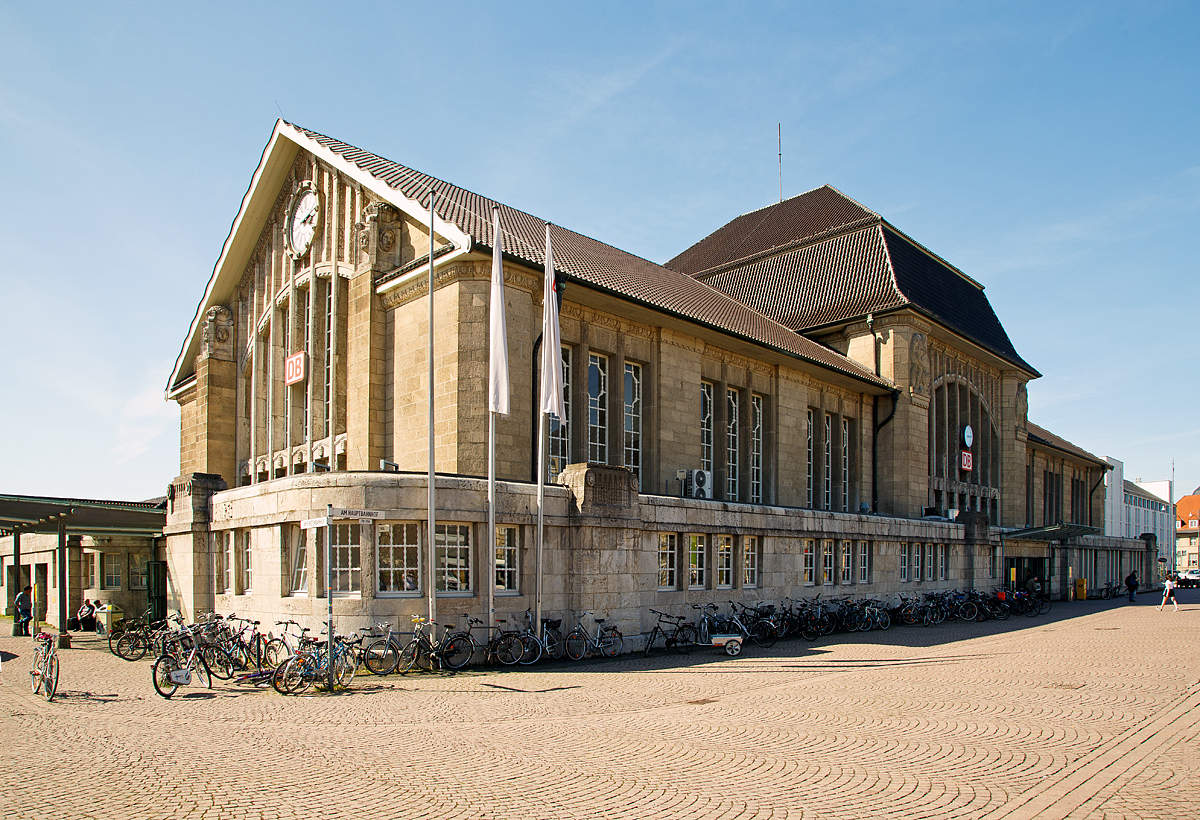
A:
[12,120,1155,639]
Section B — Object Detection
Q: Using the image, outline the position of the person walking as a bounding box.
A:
[14,585,33,636]
[1125,571,1139,602]
[1159,575,1179,611]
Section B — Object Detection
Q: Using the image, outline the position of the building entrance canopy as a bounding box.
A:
[0,494,165,538]
[1003,523,1102,542]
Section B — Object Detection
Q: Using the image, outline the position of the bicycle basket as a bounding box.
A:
[542,618,561,630]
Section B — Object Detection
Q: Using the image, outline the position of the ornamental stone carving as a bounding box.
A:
[200,306,234,361]
[1016,382,1028,430]
[909,333,930,396]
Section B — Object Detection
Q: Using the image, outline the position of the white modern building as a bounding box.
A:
[1104,458,1172,575]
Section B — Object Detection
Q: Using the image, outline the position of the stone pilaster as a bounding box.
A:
[163,472,227,621]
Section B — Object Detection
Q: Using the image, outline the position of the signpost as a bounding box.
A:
[302,506,383,690]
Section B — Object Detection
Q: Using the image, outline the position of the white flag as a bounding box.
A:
[540,223,565,421]
[488,206,510,415]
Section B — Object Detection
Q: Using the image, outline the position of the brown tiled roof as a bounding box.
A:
[666,185,880,277]
[665,186,1037,375]
[1026,423,1108,467]
[288,123,890,388]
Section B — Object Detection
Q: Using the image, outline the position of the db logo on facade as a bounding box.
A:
[285,352,307,385]
[960,450,973,472]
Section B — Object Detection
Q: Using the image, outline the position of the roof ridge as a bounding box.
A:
[692,215,881,280]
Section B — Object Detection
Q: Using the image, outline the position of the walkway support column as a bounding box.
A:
[57,519,70,648]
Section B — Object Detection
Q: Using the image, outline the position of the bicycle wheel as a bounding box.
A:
[334,652,357,688]
[442,635,474,670]
[108,629,127,656]
[993,601,1011,620]
[818,613,837,635]
[271,657,298,694]
[364,639,400,675]
[643,627,661,657]
[400,638,433,673]
[152,655,180,699]
[31,656,42,695]
[263,638,290,668]
[876,610,891,630]
[698,619,710,645]
[750,620,776,648]
[41,653,59,701]
[1035,598,1050,615]
[518,633,543,665]
[194,657,212,689]
[114,632,146,662]
[674,624,697,654]
[958,601,979,622]
[599,627,623,658]
[799,618,821,641]
[564,629,587,661]
[202,646,234,680]
[842,610,864,632]
[544,628,565,660]
[495,634,523,666]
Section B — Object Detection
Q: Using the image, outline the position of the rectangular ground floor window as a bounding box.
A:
[377,522,419,594]
[716,536,733,589]
[743,536,759,588]
[688,534,707,589]
[803,540,815,585]
[330,523,361,594]
[435,524,472,593]
[858,541,871,583]
[495,526,519,593]
[103,553,122,590]
[658,533,677,590]
[129,554,148,590]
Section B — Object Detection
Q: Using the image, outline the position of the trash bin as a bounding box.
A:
[1075,578,1087,600]
[98,605,123,634]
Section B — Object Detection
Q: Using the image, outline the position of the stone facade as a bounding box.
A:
[159,123,1156,643]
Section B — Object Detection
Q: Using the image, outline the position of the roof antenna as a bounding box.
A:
[777,123,787,204]
[275,100,285,122]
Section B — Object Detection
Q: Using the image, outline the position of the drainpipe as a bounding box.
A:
[866,314,900,513]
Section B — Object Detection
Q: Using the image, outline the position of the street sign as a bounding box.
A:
[331,508,383,519]
[300,517,329,530]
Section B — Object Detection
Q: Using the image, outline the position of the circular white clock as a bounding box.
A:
[962,425,974,448]
[286,185,321,258]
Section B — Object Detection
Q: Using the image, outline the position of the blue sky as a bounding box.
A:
[1,1,1196,506]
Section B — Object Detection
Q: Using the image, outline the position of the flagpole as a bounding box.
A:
[535,222,564,638]
[427,188,437,628]
[487,205,509,637]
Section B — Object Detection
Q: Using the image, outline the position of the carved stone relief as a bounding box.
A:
[909,333,930,396]
[1016,382,1028,430]
[200,306,234,362]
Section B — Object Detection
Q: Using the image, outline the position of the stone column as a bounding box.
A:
[163,473,228,622]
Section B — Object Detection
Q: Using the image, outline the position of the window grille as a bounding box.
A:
[377,523,420,594]
[587,353,608,463]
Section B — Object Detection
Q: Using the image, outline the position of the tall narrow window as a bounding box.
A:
[700,382,714,474]
[822,539,835,585]
[726,389,739,500]
[129,554,149,590]
[623,363,642,488]
[658,533,677,590]
[841,418,850,511]
[688,534,707,589]
[587,353,608,463]
[939,545,949,581]
[926,544,935,581]
[103,553,123,590]
[377,522,419,594]
[214,532,230,594]
[989,546,998,579]
[290,527,309,595]
[858,541,871,583]
[743,536,759,588]
[238,530,252,594]
[900,543,911,582]
[282,310,291,447]
[803,540,815,584]
[750,395,763,504]
[548,346,571,481]
[495,526,519,593]
[435,524,471,592]
[806,409,814,508]
[823,414,832,510]
[86,553,96,589]
[716,536,734,589]
[330,523,361,594]
[323,278,333,439]
[303,295,311,436]
[841,542,852,583]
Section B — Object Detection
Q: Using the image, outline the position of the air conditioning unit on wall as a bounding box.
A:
[684,469,712,499]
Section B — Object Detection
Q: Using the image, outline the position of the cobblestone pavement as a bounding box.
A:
[2,594,1197,820]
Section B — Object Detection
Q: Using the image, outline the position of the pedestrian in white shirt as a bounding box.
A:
[1159,576,1179,612]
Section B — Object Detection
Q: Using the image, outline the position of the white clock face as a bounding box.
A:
[288,189,320,257]
[963,425,974,448]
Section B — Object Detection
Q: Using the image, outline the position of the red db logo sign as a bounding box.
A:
[285,352,307,385]
[961,450,973,472]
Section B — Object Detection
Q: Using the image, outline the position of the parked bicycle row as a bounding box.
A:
[96,586,1054,698]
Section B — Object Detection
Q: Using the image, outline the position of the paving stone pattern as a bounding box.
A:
[2,595,1197,819]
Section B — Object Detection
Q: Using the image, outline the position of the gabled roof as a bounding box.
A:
[169,123,892,394]
[1026,422,1108,468]
[1123,480,1169,506]
[665,186,1039,376]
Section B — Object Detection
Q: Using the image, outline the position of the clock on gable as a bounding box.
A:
[285,183,321,259]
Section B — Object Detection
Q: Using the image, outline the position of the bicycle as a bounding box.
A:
[644,609,696,656]
[564,613,623,660]
[399,616,474,673]
[30,632,59,701]
[151,623,213,698]
[450,615,524,667]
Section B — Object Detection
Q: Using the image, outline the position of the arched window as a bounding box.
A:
[928,376,1000,519]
